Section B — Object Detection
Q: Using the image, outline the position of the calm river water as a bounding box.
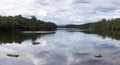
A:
[0,28,120,65]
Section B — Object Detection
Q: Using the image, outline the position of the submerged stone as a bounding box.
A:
[7,54,19,57]
[94,54,102,58]
[32,42,41,45]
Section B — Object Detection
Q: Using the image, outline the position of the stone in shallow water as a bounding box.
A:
[94,54,102,58]
[32,42,41,45]
[6,54,19,57]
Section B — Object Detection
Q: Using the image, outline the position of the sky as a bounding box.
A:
[0,0,120,25]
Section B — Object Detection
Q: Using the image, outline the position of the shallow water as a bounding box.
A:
[0,29,120,65]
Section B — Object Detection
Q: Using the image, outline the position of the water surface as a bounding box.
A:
[0,29,120,65]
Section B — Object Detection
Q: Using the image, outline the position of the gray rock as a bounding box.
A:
[7,54,19,57]
[32,42,41,45]
[94,54,102,58]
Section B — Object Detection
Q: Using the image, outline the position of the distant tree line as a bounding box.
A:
[62,18,120,31]
[0,15,57,31]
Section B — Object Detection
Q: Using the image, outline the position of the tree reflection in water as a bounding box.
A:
[81,30,120,40]
[0,31,55,44]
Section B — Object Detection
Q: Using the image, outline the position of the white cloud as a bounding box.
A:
[0,0,120,24]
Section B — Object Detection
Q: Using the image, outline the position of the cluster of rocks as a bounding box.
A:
[6,41,41,58]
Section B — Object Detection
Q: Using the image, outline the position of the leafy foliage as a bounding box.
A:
[0,15,57,31]
[63,18,120,31]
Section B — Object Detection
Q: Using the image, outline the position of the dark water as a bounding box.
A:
[0,28,120,65]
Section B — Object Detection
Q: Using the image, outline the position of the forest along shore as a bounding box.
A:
[59,18,120,31]
[0,15,57,31]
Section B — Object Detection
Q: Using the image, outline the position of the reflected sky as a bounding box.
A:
[0,29,120,65]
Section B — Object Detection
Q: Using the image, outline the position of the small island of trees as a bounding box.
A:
[0,15,57,31]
